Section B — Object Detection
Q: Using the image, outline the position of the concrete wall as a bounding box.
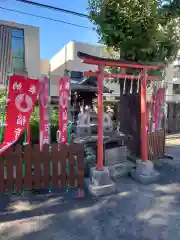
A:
[72,41,115,72]
[165,61,180,102]
[24,25,40,79]
[40,59,50,75]
[50,41,74,75]
[50,41,120,74]
[0,20,40,79]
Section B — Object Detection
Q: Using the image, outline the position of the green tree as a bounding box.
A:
[88,0,180,64]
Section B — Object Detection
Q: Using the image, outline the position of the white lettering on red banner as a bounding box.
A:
[39,76,50,151]
[16,115,26,126]
[62,110,68,121]
[58,76,70,144]
[43,136,49,144]
[0,75,39,154]
[14,128,21,139]
[28,85,37,95]
[13,82,22,91]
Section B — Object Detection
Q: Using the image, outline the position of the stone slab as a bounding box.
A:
[131,169,160,184]
[130,160,160,184]
[105,146,127,166]
[108,161,135,179]
[85,178,116,197]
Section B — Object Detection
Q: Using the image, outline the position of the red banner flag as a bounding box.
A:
[39,76,50,151]
[58,76,70,144]
[0,75,39,154]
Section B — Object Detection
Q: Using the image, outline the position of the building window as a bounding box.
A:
[173,84,180,94]
[70,71,84,82]
[8,27,25,72]
[173,66,180,79]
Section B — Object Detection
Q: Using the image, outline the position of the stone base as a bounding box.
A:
[108,161,135,179]
[127,155,139,163]
[86,167,116,197]
[131,160,160,184]
[163,154,174,160]
[85,178,116,197]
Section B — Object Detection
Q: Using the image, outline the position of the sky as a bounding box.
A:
[0,0,99,59]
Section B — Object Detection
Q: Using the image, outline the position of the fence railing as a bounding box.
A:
[147,129,165,161]
[0,143,84,193]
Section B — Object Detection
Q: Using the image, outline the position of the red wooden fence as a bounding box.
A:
[0,143,84,193]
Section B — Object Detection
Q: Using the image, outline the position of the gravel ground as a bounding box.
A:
[1,145,180,239]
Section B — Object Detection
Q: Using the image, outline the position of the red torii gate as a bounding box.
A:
[77,52,164,170]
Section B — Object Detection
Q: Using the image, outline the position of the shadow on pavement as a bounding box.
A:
[0,162,180,239]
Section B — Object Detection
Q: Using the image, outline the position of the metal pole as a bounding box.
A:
[97,65,104,170]
[141,68,148,161]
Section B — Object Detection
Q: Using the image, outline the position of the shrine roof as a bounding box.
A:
[71,81,112,93]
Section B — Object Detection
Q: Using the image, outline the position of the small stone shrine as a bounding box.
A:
[75,110,134,179]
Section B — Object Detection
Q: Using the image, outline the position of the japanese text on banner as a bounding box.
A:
[0,75,39,154]
[39,76,50,150]
[58,76,70,144]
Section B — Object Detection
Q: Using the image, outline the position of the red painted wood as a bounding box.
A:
[51,144,59,188]
[0,152,4,192]
[15,145,23,191]
[33,144,41,189]
[68,144,76,187]
[75,144,84,191]
[81,57,164,70]
[97,65,104,170]
[42,144,50,188]
[60,144,68,187]
[84,72,163,81]
[6,147,14,192]
[24,145,33,190]
[141,69,148,161]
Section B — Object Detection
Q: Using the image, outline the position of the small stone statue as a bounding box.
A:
[76,112,91,136]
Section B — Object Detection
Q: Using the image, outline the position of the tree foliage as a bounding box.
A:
[88,0,180,64]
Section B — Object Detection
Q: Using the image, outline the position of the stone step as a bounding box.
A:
[108,160,136,179]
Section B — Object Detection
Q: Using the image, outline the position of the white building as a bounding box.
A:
[41,41,120,98]
[165,58,180,102]
[0,20,40,85]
